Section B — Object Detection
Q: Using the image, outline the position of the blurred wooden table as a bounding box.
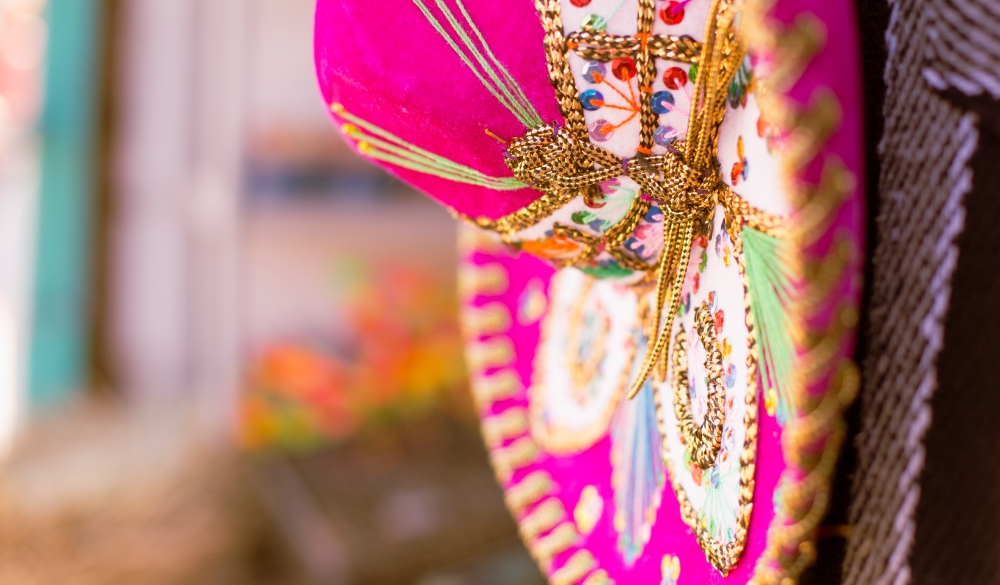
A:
[249,421,545,585]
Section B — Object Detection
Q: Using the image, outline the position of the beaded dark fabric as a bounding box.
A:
[841,0,1000,582]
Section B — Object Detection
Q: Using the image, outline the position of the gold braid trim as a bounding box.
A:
[672,303,728,470]
[505,470,555,515]
[535,0,586,136]
[519,498,567,541]
[741,0,863,582]
[550,550,597,585]
[567,31,703,63]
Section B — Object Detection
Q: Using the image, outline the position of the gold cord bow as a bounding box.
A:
[508,0,756,398]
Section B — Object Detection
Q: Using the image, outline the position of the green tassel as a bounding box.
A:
[742,227,794,425]
[413,0,543,128]
[333,105,526,191]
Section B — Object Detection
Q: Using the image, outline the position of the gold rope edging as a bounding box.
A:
[741,0,863,582]
[458,226,607,584]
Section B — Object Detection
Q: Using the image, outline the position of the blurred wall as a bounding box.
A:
[110,0,456,437]
[111,0,243,431]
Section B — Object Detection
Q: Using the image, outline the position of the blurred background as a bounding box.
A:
[0,1,544,583]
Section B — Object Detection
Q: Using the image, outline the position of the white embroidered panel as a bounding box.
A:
[529,268,637,451]
[656,206,752,545]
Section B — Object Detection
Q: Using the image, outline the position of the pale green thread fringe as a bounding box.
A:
[413,0,544,128]
[742,226,794,425]
[334,105,526,190]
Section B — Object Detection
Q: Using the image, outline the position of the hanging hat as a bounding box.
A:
[315,0,864,582]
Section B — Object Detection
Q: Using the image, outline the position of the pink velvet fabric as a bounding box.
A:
[314,0,561,219]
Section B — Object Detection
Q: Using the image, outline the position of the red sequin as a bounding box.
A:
[663,66,688,90]
[611,57,637,81]
[659,1,685,25]
[570,0,592,6]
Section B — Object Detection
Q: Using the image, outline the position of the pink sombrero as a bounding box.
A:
[315,0,864,582]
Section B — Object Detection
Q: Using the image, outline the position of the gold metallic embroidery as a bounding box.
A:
[471,369,521,406]
[530,523,581,569]
[482,407,530,449]
[652,222,761,574]
[671,302,727,470]
[528,276,653,455]
[550,550,597,585]
[456,0,785,284]
[519,498,568,541]
[740,0,863,581]
[492,436,541,483]
[505,470,556,514]
[581,570,612,585]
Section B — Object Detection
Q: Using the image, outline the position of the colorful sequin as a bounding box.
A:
[659,0,687,25]
[663,66,689,90]
[655,126,680,146]
[581,89,606,111]
[590,119,614,142]
[583,61,608,84]
[651,91,676,114]
[612,57,638,81]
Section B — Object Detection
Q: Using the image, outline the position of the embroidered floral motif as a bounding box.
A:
[701,461,741,542]
[520,234,586,259]
[571,179,637,233]
[576,54,643,141]
[656,208,758,568]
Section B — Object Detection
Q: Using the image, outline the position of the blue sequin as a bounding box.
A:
[651,91,675,114]
[580,89,605,111]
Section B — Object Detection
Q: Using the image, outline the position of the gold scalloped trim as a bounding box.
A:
[459,231,609,584]
[741,0,863,581]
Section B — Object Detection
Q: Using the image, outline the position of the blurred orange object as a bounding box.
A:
[239,261,469,452]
